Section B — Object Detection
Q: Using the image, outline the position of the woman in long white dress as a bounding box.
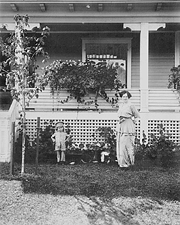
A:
[116,90,140,169]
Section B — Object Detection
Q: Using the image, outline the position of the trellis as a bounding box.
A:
[26,118,141,144]
[25,112,180,145]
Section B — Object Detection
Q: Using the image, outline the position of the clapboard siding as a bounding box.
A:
[149,54,175,88]
[148,89,180,111]
[131,54,140,88]
[131,53,175,89]
[26,88,141,111]
[26,87,179,112]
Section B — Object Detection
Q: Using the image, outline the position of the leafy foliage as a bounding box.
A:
[168,65,180,97]
[135,130,149,160]
[135,124,177,167]
[147,124,176,166]
[95,126,116,152]
[44,60,123,108]
[14,121,55,163]
[0,15,50,173]
[15,121,73,163]
[14,133,33,163]
[0,14,50,107]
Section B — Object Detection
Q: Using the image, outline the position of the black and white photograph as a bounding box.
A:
[0,1,180,224]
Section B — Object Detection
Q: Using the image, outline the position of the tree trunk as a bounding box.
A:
[21,92,26,174]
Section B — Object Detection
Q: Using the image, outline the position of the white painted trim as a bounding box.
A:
[82,38,132,88]
[140,23,149,112]
[124,23,141,31]
[2,23,40,30]
[148,23,165,31]
[175,31,180,67]
[124,22,165,31]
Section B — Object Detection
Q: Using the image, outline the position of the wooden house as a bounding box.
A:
[0,0,180,162]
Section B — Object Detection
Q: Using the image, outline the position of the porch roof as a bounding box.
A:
[0,0,180,24]
[0,0,179,2]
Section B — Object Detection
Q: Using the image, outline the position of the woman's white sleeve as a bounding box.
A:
[131,105,140,118]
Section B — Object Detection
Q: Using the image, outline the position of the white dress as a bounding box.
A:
[116,102,140,168]
[51,131,67,151]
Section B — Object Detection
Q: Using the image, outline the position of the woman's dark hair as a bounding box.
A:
[119,90,132,98]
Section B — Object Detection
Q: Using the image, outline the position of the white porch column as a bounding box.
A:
[140,23,166,112]
[124,23,165,113]
[140,23,149,112]
[175,31,180,66]
[124,22,165,141]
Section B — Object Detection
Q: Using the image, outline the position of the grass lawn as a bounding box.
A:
[0,157,180,225]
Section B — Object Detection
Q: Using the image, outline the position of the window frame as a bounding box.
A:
[82,38,132,89]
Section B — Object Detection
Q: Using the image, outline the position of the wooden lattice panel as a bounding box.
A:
[148,120,180,144]
[26,118,141,144]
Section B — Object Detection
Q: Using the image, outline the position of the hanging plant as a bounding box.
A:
[168,65,180,102]
[45,60,123,108]
[168,65,180,90]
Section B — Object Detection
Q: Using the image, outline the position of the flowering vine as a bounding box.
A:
[44,59,123,108]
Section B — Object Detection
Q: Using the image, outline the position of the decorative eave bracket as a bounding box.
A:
[124,23,166,31]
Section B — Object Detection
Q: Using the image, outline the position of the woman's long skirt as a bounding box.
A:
[116,118,135,168]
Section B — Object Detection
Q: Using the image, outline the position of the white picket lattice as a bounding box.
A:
[148,120,180,144]
[25,111,180,145]
[26,116,141,144]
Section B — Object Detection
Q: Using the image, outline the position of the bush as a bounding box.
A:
[135,125,177,167]
[30,121,56,163]
[135,130,149,160]
[14,121,55,163]
[14,133,35,163]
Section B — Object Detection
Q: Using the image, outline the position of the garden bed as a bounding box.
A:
[45,150,102,164]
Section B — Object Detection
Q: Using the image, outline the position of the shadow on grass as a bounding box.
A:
[0,159,180,202]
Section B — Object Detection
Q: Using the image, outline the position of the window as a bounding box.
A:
[82,38,132,88]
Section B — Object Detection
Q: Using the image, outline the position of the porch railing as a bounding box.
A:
[25,87,141,111]
[26,87,179,112]
[148,89,180,111]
